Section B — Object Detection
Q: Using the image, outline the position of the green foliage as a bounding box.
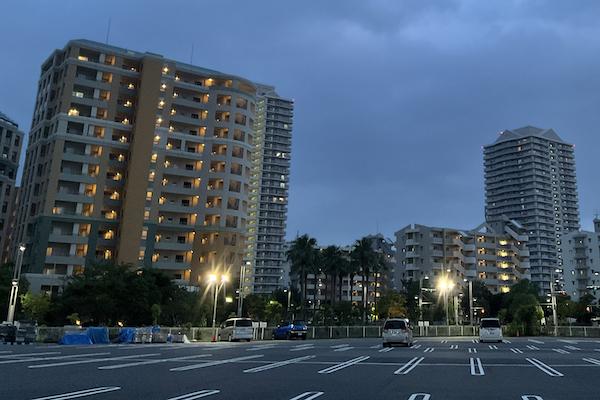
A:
[265,301,284,325]
[20,292,51,323]
[377,290,407,320]
[287,235,319,318]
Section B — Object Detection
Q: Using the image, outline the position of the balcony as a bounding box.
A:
[153,260,191,270]
[154,242,193,251]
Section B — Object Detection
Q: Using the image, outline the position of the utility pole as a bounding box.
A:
[550,268,558,337]
[237,263,247,317]
[468,279,474,326]
[6,245,26,324]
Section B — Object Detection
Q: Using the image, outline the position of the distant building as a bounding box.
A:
[484,126,580,294]
[559,218,600,301]
[395,219,530,294]
[0,111,23,263]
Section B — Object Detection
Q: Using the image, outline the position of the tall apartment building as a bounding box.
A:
[243,85,293,295]
[395,219,530,294]
[14,39,290,293]
[0,111,23,262]
[484,126,580,294]
[559,219,600,301]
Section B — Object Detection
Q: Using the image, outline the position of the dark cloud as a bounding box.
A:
[1,0,599,246]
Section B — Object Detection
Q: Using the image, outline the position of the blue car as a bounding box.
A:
[272,320,308,340]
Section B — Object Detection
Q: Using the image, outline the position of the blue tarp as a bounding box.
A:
[117,328,136,343]
[86,327,109,344]
[59,333,93,345]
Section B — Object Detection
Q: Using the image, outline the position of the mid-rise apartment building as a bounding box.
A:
[395,219,530,294]
[14,39,290,293]
[243,85,293,295]
[0,111,23,262]
[559,219,600,301]
[484,126,580,294]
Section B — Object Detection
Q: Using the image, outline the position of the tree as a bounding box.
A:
[378,290,407,320]
[351,237,378,324]
[265,301,284,325]
[243,294,267,321]
[20,292,51,324]
[321,246,344,306]
[287,235,319,320]
[460,280,493,321]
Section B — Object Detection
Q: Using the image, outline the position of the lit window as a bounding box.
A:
[68,108,79,116]
[146,191,153,201]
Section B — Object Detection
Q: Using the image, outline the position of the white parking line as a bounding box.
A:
[528,339,545,344]
[28,353,159,369]
[98,354,212,370]
[166,389,220,400]
[0,351,60,359]
[521,396,544,400]
[31,386,121,400]
[394,357,425,375]
[450,345,458,350]
[558,339,577,344]
[289,392,324,400]
[582,357,600,366]
[423,348,434,353]
[468,348,477,353]
[489,345,498,350]
[408,394,431,400]
[503,340,512,344]
[440,340,448,344]
[369,345,381,349]
[170,355,264,372]
[318,356,370,374]
[526,345,540,351]
[470,357,485,376]
[472,339,479,344]
[0,352,110,365]
[526,358,564,377]
[334,346,354,352]
[553,349,570,354]
[330,344,350,349]
[0,350,12,354]
[243,355,315,373]
[378,347,393,353]
[564,345,581,351]
[290,345,315,352]
[410,344,422,349]
[510,348,523,354]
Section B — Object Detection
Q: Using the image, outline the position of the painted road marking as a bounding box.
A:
[334,346,354,352]
[472,339,479,344]
[166,389,220,400]
[290,345,315,352]
[289,392,324,400]
[0,352,110,365]
[553,348,570,354]
[470,357,485,376]
[468,348,477,353]
[407,395,431,400]
[330,344,350,349]
[441,340,448,344]
[510,348,524,354]
[528,339,544,344]
[410,344,422,349]
[583,357,600,366]
[564,345,581,351]
[378,347,393,353]
[522,396,544,400]
[558,339,577,344]
[489,345,498,350]
[370,345,381,349]
[450,345,458,350]
[243,355,315,373]
[0,351,60,359]
[394,357,425,375]
[98,354,212,370]
[526,358,564,377]
[28,353,159,369]
[31,386,121,400]
[503,340,512,344]
[526,345,540,351]
[318,356,370,374]
[423,348,434,353]
[170,355,264,372]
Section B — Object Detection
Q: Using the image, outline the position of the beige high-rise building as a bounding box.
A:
[14,39,291,293]
[0,111,23,263]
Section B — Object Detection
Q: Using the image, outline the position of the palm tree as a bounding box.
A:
[286,235,318,320]
[338,250,352,302]
[321,246,345,306]
[351,237,378,324]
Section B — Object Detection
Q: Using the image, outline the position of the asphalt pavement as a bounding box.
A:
[1,336,599,399]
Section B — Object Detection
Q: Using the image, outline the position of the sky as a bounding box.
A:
[1,0,599,246]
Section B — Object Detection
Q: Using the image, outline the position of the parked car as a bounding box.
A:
[272,320,308,340]
[382,318,413,347]
[0,323,17,344]
[218,318,254,342]
[479,318,503,342]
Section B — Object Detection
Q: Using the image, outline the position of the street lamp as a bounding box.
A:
[284,288,291,318]
[464,278,474,326]
[549,268,561,337]
[208,273,229,342]
[6,244,26,324]
[437,277,455,326]
[237,262,250,317]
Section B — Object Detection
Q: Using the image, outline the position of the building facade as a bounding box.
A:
[484,126,580,294]
[243,85,293,295]
[0,111,23,263]
[13,39,289,293]
[559,219,600,301]
[395,219,530,294]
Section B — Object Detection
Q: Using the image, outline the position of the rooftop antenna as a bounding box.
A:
[105,17,111,44]
[190,44,194,64]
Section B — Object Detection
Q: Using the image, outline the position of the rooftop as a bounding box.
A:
[490,125,568,145]
[0,110,18,127]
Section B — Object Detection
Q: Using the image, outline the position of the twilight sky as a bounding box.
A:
[1,0,599,245]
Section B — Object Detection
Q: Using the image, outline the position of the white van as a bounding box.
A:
[479,318,503,343]
[382,318,413,347]
[218,318,254,342]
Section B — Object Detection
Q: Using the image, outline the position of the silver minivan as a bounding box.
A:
[218,318,254,342]
[382,318,413,347]
[479,318,503,343]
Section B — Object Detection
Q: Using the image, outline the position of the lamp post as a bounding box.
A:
[209,273,229,342]
[464,278,474,326]
[6,244,26,324]
[437,277,454,326]
[237,262,249,317]
[550,268,560,337]
[284,288,291,317]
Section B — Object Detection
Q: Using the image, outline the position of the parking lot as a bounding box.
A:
[1,337,599,399]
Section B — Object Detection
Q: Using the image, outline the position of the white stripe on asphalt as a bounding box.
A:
[166,389,220,400]
[370,345,381,349]
[0,351,60,359]
[440,340,448,343]
[394,357,425,375]
[243,355,315,373]
[564,345,581,351]
[521,396,544,400]
[472,339,479,344]
[470,357,484,376]
[450,345,458,350]
[410,344,422,349]
[290,345,314,352]
[317,356,370,374]
[489,345,498,350]
[526,345,540,351]
[510,348,524,354]
[378,347,393,353]
[170,355,264,372]
[526,358,564,377]
[330,344,349,349]
[98,354,212,370]
[423,348,434,353]
[289,392,324,400]
[503,340,512,344]
[558,339,577,344]
[0,352,110,365]
[528,339,544,344]
[28,353,159,369]
[334,346,354,352]
[408,394,431,400]
[468,348,477,354]
[553,349,570,354]
[30,386,121,400]
[583,357,600,366]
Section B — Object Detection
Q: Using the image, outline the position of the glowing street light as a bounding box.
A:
[207,272,229,341]
[437,277,455,326]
